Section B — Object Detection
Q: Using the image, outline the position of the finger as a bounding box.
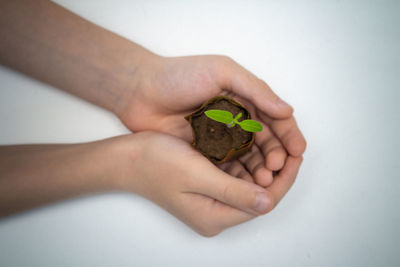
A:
[180,156,302,236]
[216,58,293,119]
[239,145,273,187]
[179,192,255,236]
[219,160,254,183]
[185,161,271,215]
[255,121,287,171]
[211,199,255,230]
[264,156,303,212]
[258,114,307,157]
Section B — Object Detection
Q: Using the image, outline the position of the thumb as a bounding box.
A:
[187,162,272,215]
[216,57,293,119]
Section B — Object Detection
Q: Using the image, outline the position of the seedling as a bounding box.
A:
[204,110,263,132]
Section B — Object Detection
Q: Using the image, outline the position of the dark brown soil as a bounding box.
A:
[191,99,253,162]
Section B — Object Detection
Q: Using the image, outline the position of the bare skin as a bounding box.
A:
[0,133,302,236]
[0,0,306,235]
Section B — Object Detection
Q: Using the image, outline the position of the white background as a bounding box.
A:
[0,0,399,266]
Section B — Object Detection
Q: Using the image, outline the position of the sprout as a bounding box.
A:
[204,110,263,132]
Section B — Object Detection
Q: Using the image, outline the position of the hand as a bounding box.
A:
[117,55,306,187]
[115,132,303,236]
[0,132,301,235]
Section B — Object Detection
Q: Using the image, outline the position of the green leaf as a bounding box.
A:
[234,113,242,121]
[238,120,263,132]
[204,110,233,124]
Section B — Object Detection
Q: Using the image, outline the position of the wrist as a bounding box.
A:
[93,134,146,192]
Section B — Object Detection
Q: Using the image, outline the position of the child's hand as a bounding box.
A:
[0,132,301,236]
[114,132,303,236]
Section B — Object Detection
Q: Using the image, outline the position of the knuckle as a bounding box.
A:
[300,138,307,154]
[219,55,234,64]
[193,223,222,237]
[269,92,280,103]
[209,55,235,86]
[257,78,273,92]
[216,56,237,72]
[257,78,268,87]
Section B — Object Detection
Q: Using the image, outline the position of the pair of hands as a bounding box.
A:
[108,55,306,236]
[0,1,305,236]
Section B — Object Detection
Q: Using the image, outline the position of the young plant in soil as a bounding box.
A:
[204,110,263,132]
[185,96,261,164]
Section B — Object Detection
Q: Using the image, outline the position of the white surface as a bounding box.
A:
[1,0,399,266]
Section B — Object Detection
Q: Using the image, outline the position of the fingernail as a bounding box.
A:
[277,99,290,108]
[253,192,270,213]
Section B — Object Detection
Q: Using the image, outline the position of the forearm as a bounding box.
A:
[0,138,126,217]
[0,0,156,114]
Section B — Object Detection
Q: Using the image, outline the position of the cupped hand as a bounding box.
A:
[115,132,302,236]
[117,55,306,187]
